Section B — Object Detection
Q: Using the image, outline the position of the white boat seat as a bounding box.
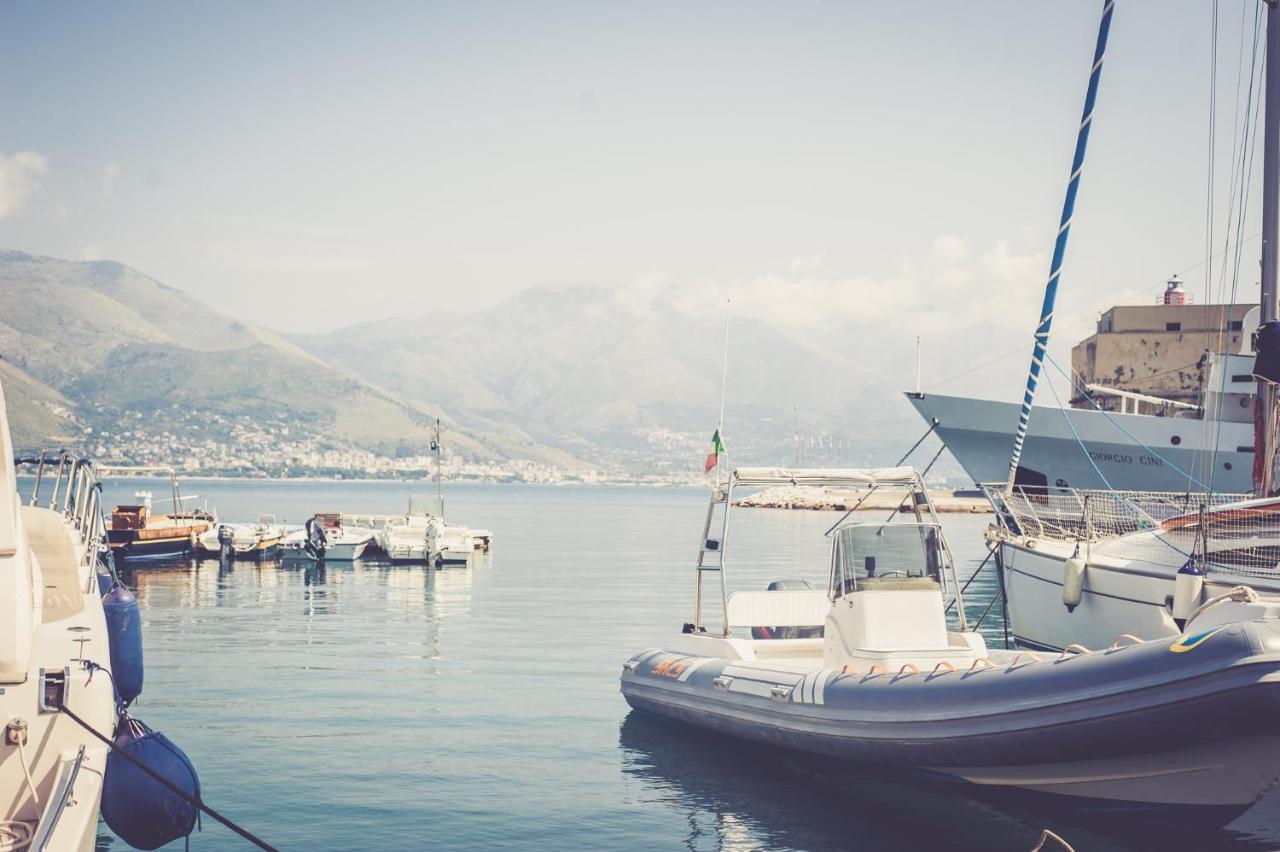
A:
[726,590,829,631]
[22,506,83,622]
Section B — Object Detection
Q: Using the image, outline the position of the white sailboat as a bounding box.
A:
[983,1,1280,652]
[0,390,116,849]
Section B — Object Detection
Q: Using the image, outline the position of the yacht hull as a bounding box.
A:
[904,391,1252,492]
[621,626,1280,824]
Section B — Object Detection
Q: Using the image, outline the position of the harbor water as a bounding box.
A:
[96,480,1280,851]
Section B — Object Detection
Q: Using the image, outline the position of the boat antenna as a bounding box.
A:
[1004,0,1115,494]
[432,418,444,522]
[915,335,923,394]
[1255,0,1280,495]
[716,301,731,490]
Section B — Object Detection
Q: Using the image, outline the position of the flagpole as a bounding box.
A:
[716,301,731,490]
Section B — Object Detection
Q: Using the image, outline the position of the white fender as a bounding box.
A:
[1172,570,1205,622]
[1062,554,1086,611]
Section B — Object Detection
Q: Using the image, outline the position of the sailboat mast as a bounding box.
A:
[1258,0,1280,495]
[1004,0,1115,493]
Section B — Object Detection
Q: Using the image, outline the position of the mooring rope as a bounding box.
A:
[56,701,279,851]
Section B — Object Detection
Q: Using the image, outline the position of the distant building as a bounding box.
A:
[1070,283,1252,414]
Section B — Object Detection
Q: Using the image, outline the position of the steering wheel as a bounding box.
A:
[876,570,911,578]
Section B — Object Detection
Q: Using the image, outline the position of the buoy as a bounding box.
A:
[1063,548,1086,611]
[102,583,144,704]
[101,718,200,851]
[1172,558,1206,624]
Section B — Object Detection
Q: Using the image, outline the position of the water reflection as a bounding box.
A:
[617,712,1277,852]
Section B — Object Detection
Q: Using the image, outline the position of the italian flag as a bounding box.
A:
[704,429,725,473]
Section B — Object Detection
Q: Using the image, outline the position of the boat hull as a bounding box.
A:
[621,626,1280,823]
[905,391,1252,492]
[108,532,195,562]
[323,540,369,561]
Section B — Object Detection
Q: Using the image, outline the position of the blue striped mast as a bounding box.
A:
[1004,0,1116,493]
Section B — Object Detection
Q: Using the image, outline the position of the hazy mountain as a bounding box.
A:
[0,250,582,469]
[290,282,937,470]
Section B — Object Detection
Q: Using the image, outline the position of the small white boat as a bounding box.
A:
[381,497,436,563]
[428,518,472,567]
[231,514,284,560]
[313,513,373,561]
[470,529,492,552]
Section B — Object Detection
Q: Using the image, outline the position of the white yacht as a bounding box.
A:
[906,311,1257,494]
[0,394,116,849]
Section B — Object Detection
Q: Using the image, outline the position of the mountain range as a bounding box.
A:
[1,248,988,477]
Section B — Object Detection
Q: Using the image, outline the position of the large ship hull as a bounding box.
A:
[905,391,1253,492]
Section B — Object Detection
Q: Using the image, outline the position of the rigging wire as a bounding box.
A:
[1207,1,1267,492]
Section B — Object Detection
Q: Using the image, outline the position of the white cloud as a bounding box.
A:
[101,163,121,200]
[618,236,1046,335]
[0,151,49,218]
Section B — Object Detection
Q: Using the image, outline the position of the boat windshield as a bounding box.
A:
[830,523,947,598]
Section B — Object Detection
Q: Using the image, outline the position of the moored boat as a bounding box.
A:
[1,438,121,845]
[620,466,1280,827]
[231,513,284,560]
[312,513,373,561]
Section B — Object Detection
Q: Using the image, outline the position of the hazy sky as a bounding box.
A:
[0,0,1268,354]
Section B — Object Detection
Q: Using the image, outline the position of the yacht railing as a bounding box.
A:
[982,485,1248,543]
[15,452,109,591]
[980,485,1280,578]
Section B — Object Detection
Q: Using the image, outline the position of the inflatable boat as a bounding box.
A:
[620,467,1280,828]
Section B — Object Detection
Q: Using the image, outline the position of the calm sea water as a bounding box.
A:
[88,480,1280,851]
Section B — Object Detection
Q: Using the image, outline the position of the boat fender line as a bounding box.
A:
[54,684,279,852]
[0,820,32,852]
[1058,644,1092,660]
[840,663,860,676]
[1062,543,1086,612]
[1107,634,1143,652]
[1009,652,1042,668]
[1029,828,1076,852]
[966,657,996,674]
[866,665,887,677]
[1185,585,1272,627]
[896,663,920,677]
[929,661,956,676]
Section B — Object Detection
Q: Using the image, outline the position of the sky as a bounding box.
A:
[0,0,1269,375]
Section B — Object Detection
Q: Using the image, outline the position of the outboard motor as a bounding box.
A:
[304,516,327,560]
[102,715,200,851]
[102,582,144,704]
[217,524,235,566]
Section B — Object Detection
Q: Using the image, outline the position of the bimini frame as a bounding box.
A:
[693,466,967,637]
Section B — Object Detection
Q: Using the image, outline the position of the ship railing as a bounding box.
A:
[15,451,108,590]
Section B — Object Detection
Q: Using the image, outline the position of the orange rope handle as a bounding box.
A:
[1009,652,1043,667]
[866,664,886,676]
[930,661,956,675]
[967,657,995,673]
[1058,643,1092,660]
[896,663,920,676]
[841,663,860,676]
[1108,634,1143,651]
